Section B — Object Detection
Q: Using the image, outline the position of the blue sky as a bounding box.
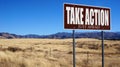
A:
[0,0,120,35]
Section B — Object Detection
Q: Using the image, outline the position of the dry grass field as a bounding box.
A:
[0,38,120,67]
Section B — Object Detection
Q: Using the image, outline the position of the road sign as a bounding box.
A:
[64,3,111,67]
[64,3,110,30]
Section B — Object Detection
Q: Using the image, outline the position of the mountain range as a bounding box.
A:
[0,32,120,40]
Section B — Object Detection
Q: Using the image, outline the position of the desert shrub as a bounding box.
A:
[7,46,22,52]
[88,44,98,50]
[77,42,85,48]
[104,44,109,48]
[67,51,72,54]
[36,49,43,52]
[34,43,40,45]
[53,49,58,51]
[113,44,119,46]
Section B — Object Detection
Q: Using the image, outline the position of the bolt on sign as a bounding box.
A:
[64,3,110,30]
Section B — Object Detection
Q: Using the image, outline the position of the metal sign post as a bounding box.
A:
[72,30,76,67]
[64,3,110,67]
[101,31,104,67]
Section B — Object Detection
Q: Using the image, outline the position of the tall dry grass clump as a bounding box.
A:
[0,51,32,67]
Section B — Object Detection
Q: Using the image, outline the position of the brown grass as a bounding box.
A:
[0,38,120,67]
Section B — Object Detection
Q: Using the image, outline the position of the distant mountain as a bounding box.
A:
[0,32,15,39]
[0,32,120,40]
